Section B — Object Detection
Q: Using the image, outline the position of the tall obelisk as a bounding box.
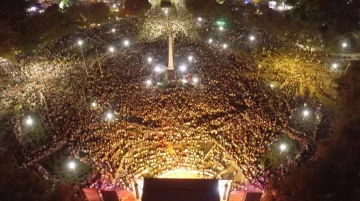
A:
[167,31,175,80]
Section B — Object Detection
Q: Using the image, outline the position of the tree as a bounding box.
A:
[124,0,151,16]
[0,20,20,56]
[263,61,360,201]
[87,2,110,24]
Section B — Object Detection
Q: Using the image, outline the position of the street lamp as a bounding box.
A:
[331,63,338,69]
[208,38,213,44]
[77,40,83,46]
[188,55,193,62]
[146,79,152,86]
[303,110,309,120]
[279,143,286,154]
[223,44,228,49]
[249,35,255,42]
[111,28,116,33]
[154,66,163,73]
[106,111,114,120]
[197,17,203,22]
[179,65,187,72]
[91,102,97,108]
[342,42,347,48]
[26,116,33,126]
[193,77,199,84]
[68,161,76,172]
[108,46,115,53]
[77,40,88,76]
[147,57,153,64]
[219,26,224,31]
[123,40,130,46]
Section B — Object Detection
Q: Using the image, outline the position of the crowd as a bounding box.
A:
[0,6,328,194]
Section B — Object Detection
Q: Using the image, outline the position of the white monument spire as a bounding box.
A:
[167,31,175,80]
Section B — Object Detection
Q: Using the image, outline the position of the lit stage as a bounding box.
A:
[158,169,201,178]
[132,170,232,201]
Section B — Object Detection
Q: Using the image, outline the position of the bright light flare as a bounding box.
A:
[77,40,83,46]
[223,44,228,49]
[154,66,163,73]
[197,17,203,22]
[303,110,309,117]
[193,77,199,83]
[108,46,115,53]
[26,116,33,126]
[146,80,152,85]
[68,161,76,170]
[342,42,347,48]
[219,26,224,31]
[123,40,130,46]
[280,143,286,151]
[188,55,193,62]
[147,57,153,63]
[111,28,116,33]
[179,65,187,72]
[91,102,97,108]
[332,63,338,69]
[249,35,255,41]
[208,38,213,43]
[106,112,114,120]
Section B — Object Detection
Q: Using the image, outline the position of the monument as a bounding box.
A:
[167,31,175,80]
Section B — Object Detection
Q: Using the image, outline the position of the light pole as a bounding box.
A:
[77,40,88,76]
[95,49,102,76]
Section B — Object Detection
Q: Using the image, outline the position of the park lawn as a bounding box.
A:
[40,146,93,185]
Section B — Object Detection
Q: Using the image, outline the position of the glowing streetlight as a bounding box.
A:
[145,80,152,86]
[223,44,228,49]
[77,40,83,46]
[193,77,199,84]
[208,38,213,44]
[197,17,203,22]
[154,66,163,73]
[68,161,76,172]
[106,112,114,120]
[164,9,168,15]
[123,40,130,46]
[249,35,255,42]
[111,28,116,33]
[188,55,193,62]
[279,143,287,154]
[147,57,153,63]
[108,46,115,53]
[332,63,338,69]
[179,65,187,72]
[91,102,97,108]
[26,116,33,126]
[342,42,347,48]
[219,26,224,31]
[303,110,309,120]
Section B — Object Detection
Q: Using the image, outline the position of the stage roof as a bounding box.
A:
[142,178,220,201]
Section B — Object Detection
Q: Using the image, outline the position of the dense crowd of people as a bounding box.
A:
[0,6,331,195]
